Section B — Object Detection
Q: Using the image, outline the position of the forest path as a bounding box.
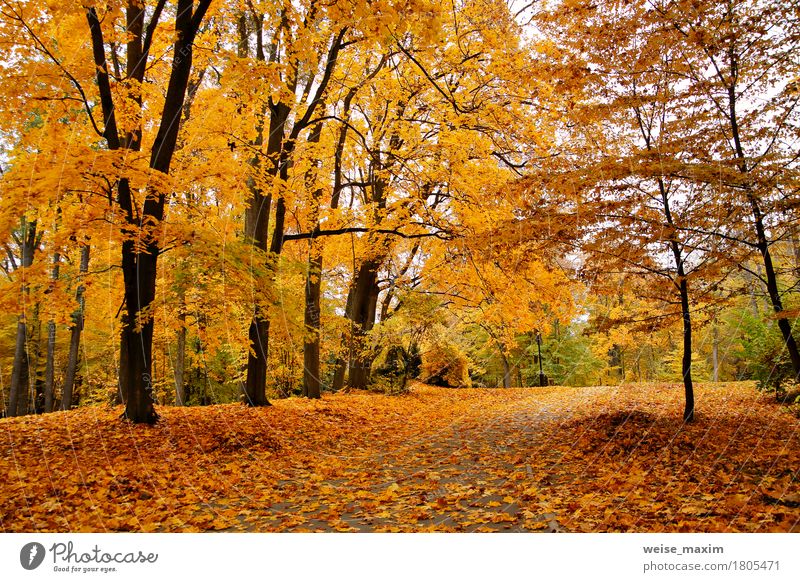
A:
[220,387,581,532]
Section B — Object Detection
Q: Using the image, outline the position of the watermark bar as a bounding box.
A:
[1,533,798,581]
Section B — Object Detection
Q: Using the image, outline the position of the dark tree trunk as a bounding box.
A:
[241,102,286,407]
[751,200,800,378]
[242,26,345,401]
[8,320,30,417]
[174,301,186,406]
[43,252,60,413]
[712,322,719,382]
[635,91,695,421]
[102,0,210,423]
[678,275,694,422]
[85,2,209,422]
[660,178,694,423]
[332,356,348,392]
[501,353,512,388]
[8,219,37,417]
[302,117,325,399]
[117,325,129,405]
[62,245,89,411]
[240,13,295,407]
[303,252,323,398]
[346,259,381,389]
[725,70,800,379]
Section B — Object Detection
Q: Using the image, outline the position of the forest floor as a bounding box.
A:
[2,381,799,532]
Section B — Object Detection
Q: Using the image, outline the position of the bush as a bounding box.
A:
[372,345,413,394]
[421,340,472,388]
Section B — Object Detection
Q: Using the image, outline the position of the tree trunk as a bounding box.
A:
[345,259,381,389]
[62,245,89,411]
[8,219,37,417]
[712,323,719,383]
[121,246,158,422]
[332,355,348,392]
[636,91,695,420]
[86,1,212,423]
[303,251,323,399]
[8,320,30,417]
[678,275,694,422]
[43,252,60,413]
[117,325,129,405]
[125,1,208,423]
[174,297,186,406]
[239,12,290,406]
[752,202,800,378]
[725,71,800,379]
[501,353,512,388]
[302,117,325,399]
[658,175,694,422]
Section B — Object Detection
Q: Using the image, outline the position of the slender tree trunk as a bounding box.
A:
[242,16,343,404]
[117,326,129,405]
[726,72,800,378]
[62,245,89,411]
[501,353,512,388]
[303,252,323,398]
[302,117,325,399]
[332,284,355,392]
[241,12,275,408]
[174,295,186,406]
[635,91,695,421]
[43,252,60,413]
[32,313,44,414]
[752,203,800,378]
[331,364,347,392]
[8,219,37,417]
[712,322,719,383]
[678,275,694,422]
[8,320,30,417]
[658,176,694,422]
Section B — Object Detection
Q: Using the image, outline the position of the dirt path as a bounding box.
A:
[224,392,574,532]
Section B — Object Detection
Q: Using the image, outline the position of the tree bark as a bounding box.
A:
[712,322,719,382]
[302,118,325,399]
[62,245,90,411]
[241,13,293,407]
[658,176,694,422]
[501,353,512,388]
[244,26,346,403]
[678,274,694,422]
[303,252,323,398]
[174,293,187,406]
[634,89,695,421]
[345,258,382,389]
[43,252,60,413]
[8,320,30,417]
[8,219,37,417]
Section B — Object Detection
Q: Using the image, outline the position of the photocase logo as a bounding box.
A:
[20,542,46,570]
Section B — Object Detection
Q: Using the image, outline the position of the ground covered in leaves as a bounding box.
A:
[2,382,799,532]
